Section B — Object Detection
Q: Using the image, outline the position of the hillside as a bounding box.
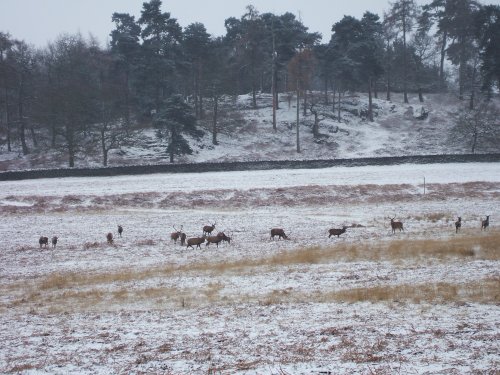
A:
[0,91,498,171]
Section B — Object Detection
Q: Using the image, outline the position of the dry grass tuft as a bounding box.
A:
[324,279,500,304]
[83,241,102,250]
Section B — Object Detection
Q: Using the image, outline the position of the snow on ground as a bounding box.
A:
[1,92,497,171]
[0,163,499,374]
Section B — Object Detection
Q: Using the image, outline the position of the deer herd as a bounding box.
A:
[37,215,491,250]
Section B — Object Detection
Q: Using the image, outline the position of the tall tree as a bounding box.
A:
[183,22,211,119]
[0,32,14,152]
[137,0,183,113]
[386,0,419,103]
[110,12,141,126]
[475,5,500,94]
[446,0,481,100]
[153,94,202,163]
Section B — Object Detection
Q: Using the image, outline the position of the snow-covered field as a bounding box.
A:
[1,162,499,374]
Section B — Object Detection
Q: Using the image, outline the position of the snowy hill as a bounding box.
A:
[0,91,498,171]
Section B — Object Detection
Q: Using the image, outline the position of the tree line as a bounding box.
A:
[0,0,499,166]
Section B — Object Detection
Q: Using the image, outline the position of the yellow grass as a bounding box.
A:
[2,232,499,312]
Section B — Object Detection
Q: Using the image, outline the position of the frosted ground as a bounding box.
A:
[1,92,498,171]
[0,162,499,374]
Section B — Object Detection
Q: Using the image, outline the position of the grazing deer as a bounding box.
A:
[455,217,461,233]
[118,225,123,237]
[390,217,404,233]
[481,215,490,231]
[270,228,288,240]
[39,236,49,248]
[217,232,231,244]
[329,226,347,238]
[106,232,113,244]
[186,236,206,249]
[206,235,223,248]
[203,222,216,236]
[51,236,58,248]
[170,225,184,243]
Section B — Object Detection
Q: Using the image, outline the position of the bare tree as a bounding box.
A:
[452,99,500,154]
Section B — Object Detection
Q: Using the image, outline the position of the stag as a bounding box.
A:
[455,217,461,233]
[51,236,58,248]
[106,232,113,244]
[39,236,49,248]
[390,217,404,233]
[329,226,347,238]
[170,225,184,243]
[203,222,216,236]
[186,236,206,249]
[118,225,123,237]
[481,215,490,231]
[270,228,288,240]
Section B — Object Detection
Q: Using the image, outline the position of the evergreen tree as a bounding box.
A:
[110,12,141,126]
[386,0,419,103]
[153,94,202,163]
[137,0,183,113]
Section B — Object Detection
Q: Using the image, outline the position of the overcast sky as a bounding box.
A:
[1,0,497,48]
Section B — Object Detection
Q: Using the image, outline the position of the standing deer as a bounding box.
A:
[186,236,206,249]
[455,217,461,233]
[203,222,216,236]
[270,228,288,240]
[51,236,58,248]
[217,232,231,244]
[481,215,490,231]
[39,236,49,248]
[390,217,404,233]
[106,232,113,244]
[118,225,123,237]
[170,226,184,243]
[206,234,223,248]
[180,232,186,246]
[329,226,347,238]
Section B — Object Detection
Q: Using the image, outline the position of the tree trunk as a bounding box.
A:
[439,30,448,91]
[368,77,374,122]
[324,76,329,105]
[101,128,108,166]
[303,90,307,116]
[66,125,75,167]
[386,39,391,101]
[30,126,37,147]
[403,17,409,104]
[212,94,218,145]
[4,86,11,152]
[296,82,300,153]
[312,112,319,137]
[338,89,341,122]
[18,87,29,155]
[471,130,477,154]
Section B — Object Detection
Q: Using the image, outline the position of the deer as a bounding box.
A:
[270,228,288,240]
[118,225,123,237]
[390,217,404,233]
[455,217,461,233]
[106,232,113,244]
[186,236,205,249]
[180,232,187,246]
[51,236,58,248]
[39,236,49,248]
[481,215,490,231]
[217,232,231,245]
[329,226,347,238]
[170,225,184,243]
[203,221,216,236]
[206,234,223,248]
